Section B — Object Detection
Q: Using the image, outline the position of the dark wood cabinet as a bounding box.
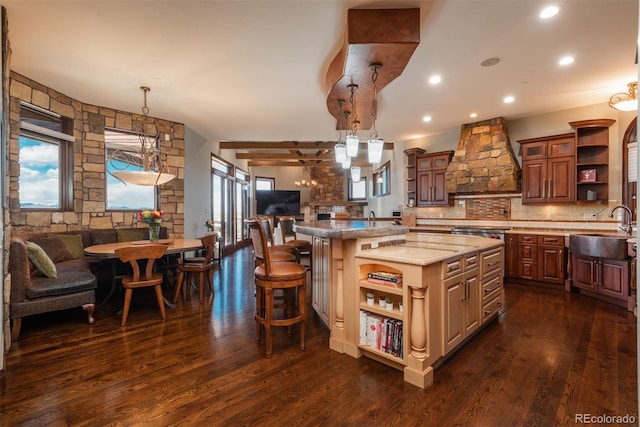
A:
[412,150,453,207]
[404,148,424,206]
[536,235,565,285]
[572,255,629,300]
[570,119,615,203]
[519,133,575,204]
[505,234,518,278]
[506,233,565,286]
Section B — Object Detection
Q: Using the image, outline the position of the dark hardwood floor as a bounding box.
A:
[1,247,637,426]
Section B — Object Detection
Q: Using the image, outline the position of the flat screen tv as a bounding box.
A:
[256,190,301,216]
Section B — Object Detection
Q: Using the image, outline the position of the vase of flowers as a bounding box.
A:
[139,209,164,242]
[205,219,215,233]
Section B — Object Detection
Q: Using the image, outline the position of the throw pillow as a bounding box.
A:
[28,235,74,263]
[26,241,57,278]
[54,234,84,259]
[117,229,145,242]
[90,230,118,245]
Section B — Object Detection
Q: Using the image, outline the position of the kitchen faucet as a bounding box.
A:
[608,205,634,236]
[368,211,376,225]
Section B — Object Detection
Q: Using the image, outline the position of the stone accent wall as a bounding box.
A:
[308,166,364,217]
[445,117,521,194]
[7,72,185,237]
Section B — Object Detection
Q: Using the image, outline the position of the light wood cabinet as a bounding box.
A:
[519,133,575,204]
[312,236,331,326]
[443,255,480,354]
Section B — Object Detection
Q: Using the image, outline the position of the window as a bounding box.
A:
[348,177,367,201]
[105,129,156,210]
[255,176,275,191]
[212,154,250,250]
[19,103,74,209]
[372,161,391,197]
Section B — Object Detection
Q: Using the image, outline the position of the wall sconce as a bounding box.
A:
[609,82,638,111]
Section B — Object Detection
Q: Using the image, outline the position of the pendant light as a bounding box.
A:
[609,82,638,112]
[346,84,359,158]
[350,165,361,182]
[334,100,347,163]
[109,86,176,186]
[367,64,384,164]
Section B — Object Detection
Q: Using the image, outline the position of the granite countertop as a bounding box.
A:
[356,234,503,266]
[294,220,409,239]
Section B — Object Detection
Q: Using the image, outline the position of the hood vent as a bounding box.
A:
[445,117,521,194]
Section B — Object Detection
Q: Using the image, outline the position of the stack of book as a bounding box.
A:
[359,310,403,358]
[367,271,402,288]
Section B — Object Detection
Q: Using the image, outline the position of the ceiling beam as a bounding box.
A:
[237,153,370,160]
[248,160,372,167]
[220,141,394,150]
[325,8,420,130]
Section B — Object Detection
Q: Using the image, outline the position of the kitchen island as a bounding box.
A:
[294,221,504,388]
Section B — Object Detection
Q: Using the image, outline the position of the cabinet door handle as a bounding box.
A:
[542,179,546,199]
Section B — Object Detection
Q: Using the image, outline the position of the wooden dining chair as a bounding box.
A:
[114,244,169,326]
[173,233,219,304]
[277,215,312,267]
[246,218,306,357]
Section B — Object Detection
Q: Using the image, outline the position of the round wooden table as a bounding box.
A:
[84,238,204,308]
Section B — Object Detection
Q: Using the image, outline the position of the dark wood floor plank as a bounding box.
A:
[0,247,636,427]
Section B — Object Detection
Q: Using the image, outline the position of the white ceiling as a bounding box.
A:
[2,0,638,146]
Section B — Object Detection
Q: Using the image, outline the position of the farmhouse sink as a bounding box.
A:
[569,233,630,260]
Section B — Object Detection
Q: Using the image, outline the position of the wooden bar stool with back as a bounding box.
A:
[247,218,306,357]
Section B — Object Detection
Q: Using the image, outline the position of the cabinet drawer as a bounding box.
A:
[443,258,463,278]
[465,253,479,271]
[518,261,538,280]
[482,295,502,322]
[517,234,537,243]
[482,273,502,302]
[537,235,564,245]
[481,248,503,276]
[518,243,537,261]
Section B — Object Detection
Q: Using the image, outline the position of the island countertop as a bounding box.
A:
[294,220,409,239]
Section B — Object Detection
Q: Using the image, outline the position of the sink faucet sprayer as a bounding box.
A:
[608,205,634,236]
[368,211,376,225]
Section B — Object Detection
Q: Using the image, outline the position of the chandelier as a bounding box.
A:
[295,168,319,188]
[109,86,176,186]
[609,82,638,111]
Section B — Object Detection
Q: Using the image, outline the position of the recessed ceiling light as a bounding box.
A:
[539,5,559,19]
[558,56,574,66]
[422,115,432,122]
[429,74,442,85]
[503,96,515,104]
[469,113,478,118]
[480,57,500,67]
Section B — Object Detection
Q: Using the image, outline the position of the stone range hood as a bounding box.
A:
[445,117,521,194]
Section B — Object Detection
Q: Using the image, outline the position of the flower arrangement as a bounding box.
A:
[205,219,215,231]
[138,209,164,224]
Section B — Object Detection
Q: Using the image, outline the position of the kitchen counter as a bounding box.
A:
[349,233,504,388]
[294,220,408,239]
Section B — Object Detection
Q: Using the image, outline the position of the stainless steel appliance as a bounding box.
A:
[450,226,511,241]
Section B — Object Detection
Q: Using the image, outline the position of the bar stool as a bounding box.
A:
[247,218,306,357]
[277,215,312,268]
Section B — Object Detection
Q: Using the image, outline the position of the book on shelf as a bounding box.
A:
[366,277,402,288]
[360,311,403,358]
[367,271,402,286]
